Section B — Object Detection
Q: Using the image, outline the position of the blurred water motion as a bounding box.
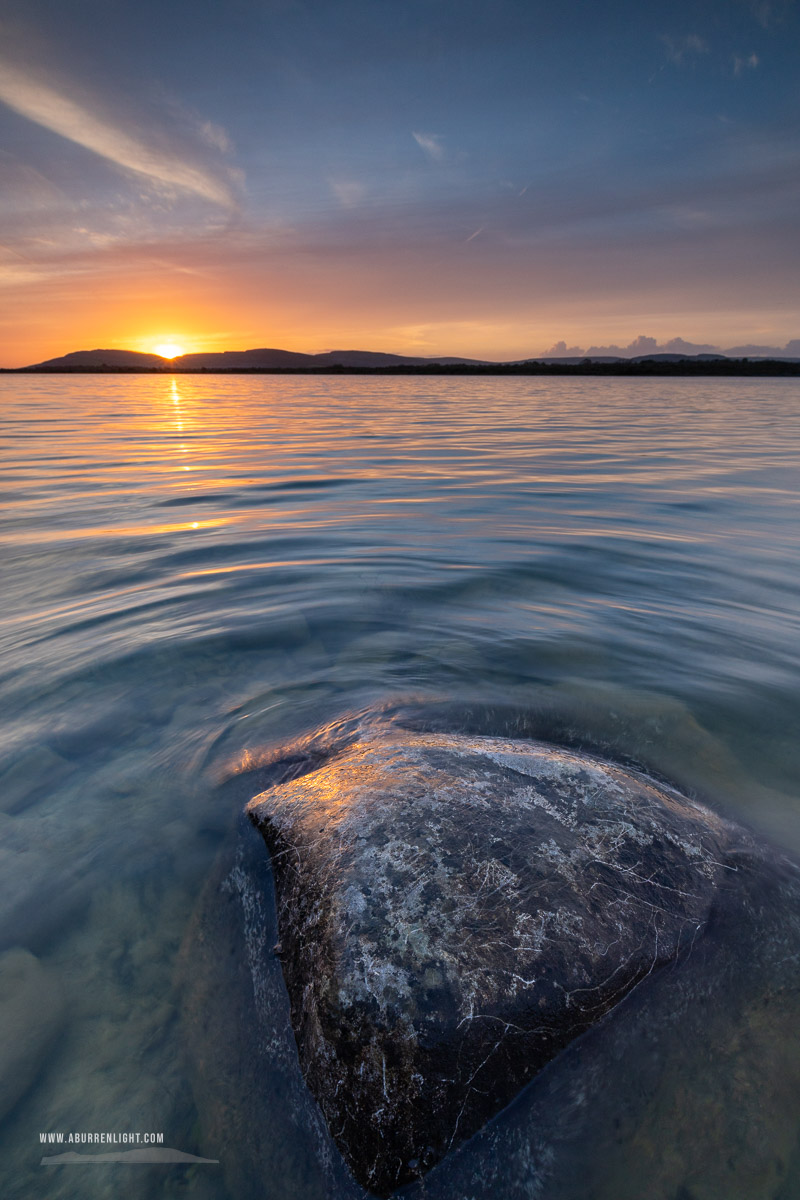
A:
[0,373,799,1199]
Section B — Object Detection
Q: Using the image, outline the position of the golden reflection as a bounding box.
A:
[166,379,196,479]
[171,378,184,434]
[0,517,228,544]
[177,558,358,579]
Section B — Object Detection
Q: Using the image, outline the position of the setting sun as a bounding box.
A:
[153,342,185,359]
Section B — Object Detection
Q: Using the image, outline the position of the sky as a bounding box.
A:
[0,0,798,366]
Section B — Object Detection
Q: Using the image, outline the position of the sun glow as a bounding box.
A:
[154,342,185,359]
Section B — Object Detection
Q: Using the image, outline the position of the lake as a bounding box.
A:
[1,373,799,1199]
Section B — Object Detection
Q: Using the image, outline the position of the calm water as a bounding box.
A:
[1,374,799,1199]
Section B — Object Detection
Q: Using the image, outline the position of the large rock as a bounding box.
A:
[246,723,750,1195]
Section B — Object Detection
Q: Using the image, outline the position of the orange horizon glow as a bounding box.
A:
[2,257,797,369]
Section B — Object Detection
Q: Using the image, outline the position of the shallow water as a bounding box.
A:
[1,374,799,1198]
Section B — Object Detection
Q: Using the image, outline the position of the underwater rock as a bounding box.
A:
[247,725,749,1195]
[0,948,65,1122]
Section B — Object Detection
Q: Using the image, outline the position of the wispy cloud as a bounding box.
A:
[0,154,67,212]
[733,52,760,75]
[0,60,236,207]
[745,0,794,28]
[413,131,446,163]
[198,120,233,154]
[661,34,708,65]
[329,178,367,208]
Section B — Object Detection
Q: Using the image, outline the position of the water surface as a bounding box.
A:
[1,374,799,1198]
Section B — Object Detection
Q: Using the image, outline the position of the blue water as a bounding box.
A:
[1,373,799,1198]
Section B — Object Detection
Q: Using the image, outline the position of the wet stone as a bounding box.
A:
[247,725,750,1195]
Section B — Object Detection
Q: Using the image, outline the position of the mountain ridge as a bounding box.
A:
[9,346,800,372]
[21,347,490,371]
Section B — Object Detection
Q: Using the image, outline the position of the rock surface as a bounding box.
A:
[247,723,747,1195]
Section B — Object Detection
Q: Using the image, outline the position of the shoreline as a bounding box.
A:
[4,360,800,377]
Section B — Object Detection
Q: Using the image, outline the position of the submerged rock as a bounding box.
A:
[246,724,749,1195]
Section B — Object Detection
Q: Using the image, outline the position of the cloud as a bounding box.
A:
[542,340,585,357]
[542,334,800,358]
[413,131,446,163]
[745,0,796,27]
[661,34,708,65]
[198,120,233,154]
[329,179,367,208]
[625,334,658,354]
[0,154,66,212]
[586,335,719,356]
[0,60,235,207]
[542,334,718,358]
[661,336,718,354]
[733,52,760,75]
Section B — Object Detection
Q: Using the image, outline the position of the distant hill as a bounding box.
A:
[629,353,727,363]
[533,356,625,365]
[313,349,487,367]
[176,348,317,369]
[30,348,169,369]
[24,347,488,370]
